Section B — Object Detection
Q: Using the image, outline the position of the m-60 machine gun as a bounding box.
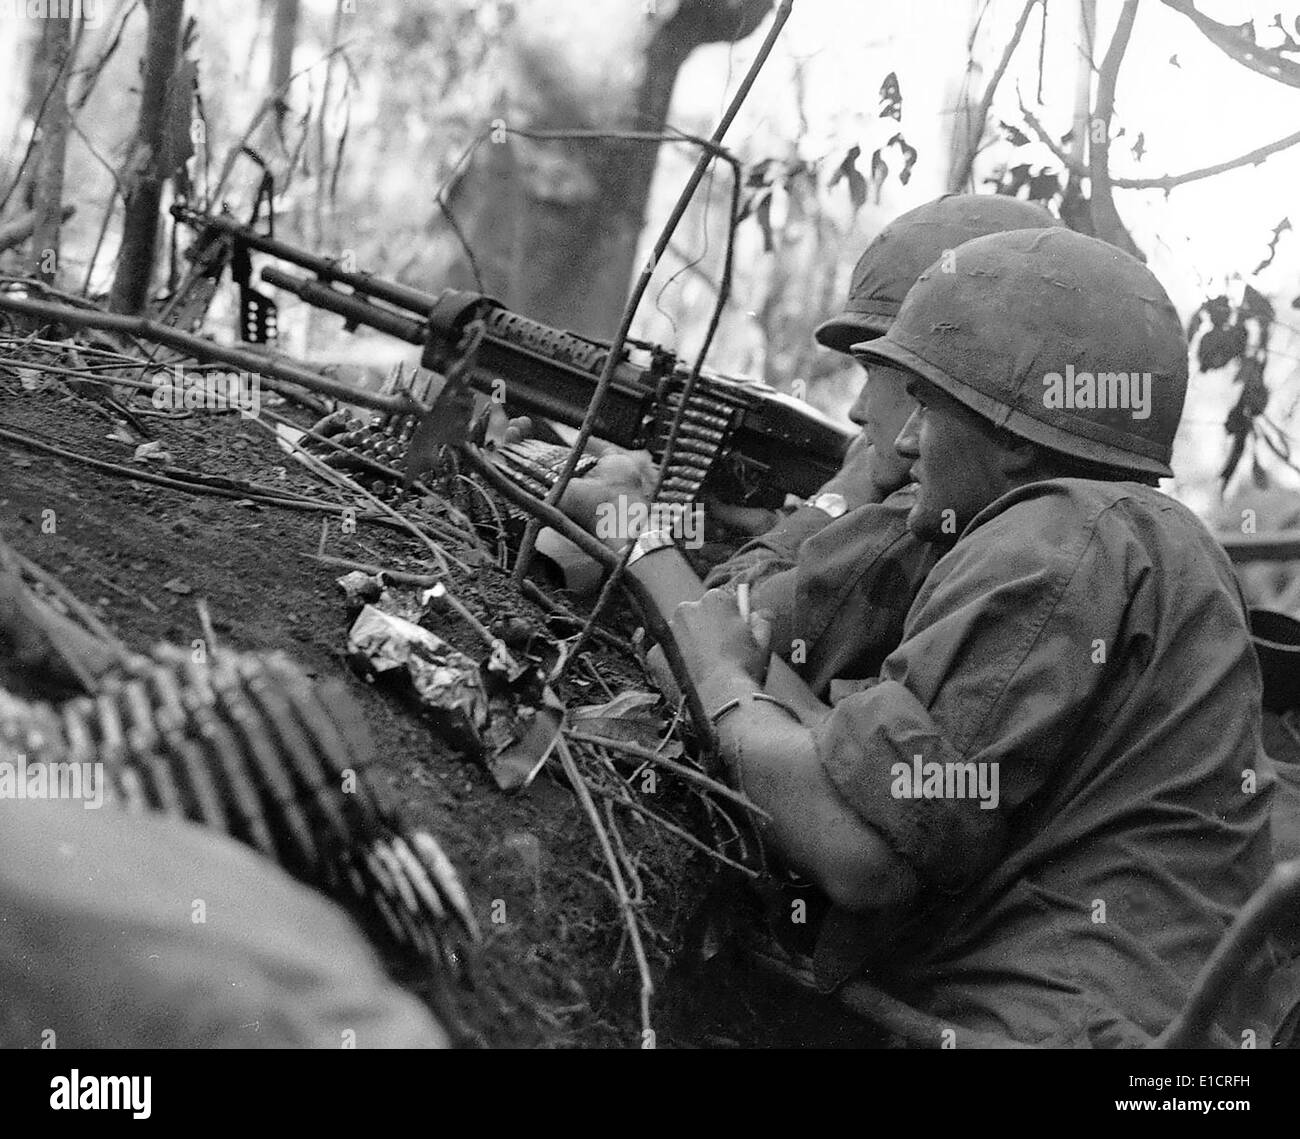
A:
[170,205,854,508]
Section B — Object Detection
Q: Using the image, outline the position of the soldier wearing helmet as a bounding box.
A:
[660,228,1274,1047]
[560,193,1059,696]
[701,193,1060,692]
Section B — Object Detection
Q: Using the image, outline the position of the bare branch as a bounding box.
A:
[949,0,1041,193]
[1020,99,1300,192]
[1087,0,1142,258]
[555,737,655,1046]
[1161,0,1300,87]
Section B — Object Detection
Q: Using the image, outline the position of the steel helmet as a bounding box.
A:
[852,228,1188,479]
[814,194,1059,352]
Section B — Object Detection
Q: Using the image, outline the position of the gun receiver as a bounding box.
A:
[173,205,853,507]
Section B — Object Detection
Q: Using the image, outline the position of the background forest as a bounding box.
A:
[3,0,1299,605]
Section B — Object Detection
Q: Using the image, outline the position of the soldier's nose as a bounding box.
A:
[893,408,921,458]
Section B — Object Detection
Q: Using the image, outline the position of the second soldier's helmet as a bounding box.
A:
[814,193,1058,353]
[853,228,1189,479]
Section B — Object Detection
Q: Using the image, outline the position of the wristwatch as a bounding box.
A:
[805,491,848,519]
[625,527,677,567]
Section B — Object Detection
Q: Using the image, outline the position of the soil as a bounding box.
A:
[0,373,720,1048]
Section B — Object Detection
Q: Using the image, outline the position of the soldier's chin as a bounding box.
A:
[906,498,947,543]
[872,465,913,498]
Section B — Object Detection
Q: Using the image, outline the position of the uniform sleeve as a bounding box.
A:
[746,502,924,675]
[812,491,1134,891]
[703,505,833,591]
[0,798,450,1048]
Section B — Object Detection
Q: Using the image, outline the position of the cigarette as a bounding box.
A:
[737,582,750,623]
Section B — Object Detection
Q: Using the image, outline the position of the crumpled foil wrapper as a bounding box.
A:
[346,605,488,752]
[336,570,386,610]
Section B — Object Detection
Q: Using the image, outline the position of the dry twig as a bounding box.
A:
[555,736,654,1046]
[565,728,770,821]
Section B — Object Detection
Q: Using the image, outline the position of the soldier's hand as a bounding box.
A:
[558,450,657,543]
[669,587,772,685]
[500,415,618,458]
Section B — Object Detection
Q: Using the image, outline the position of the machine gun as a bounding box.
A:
[171,205,853,508]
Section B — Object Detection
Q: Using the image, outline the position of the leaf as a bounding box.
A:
[133,441,173,464]
[574,691,661,720]
[1000,120,1031,146]
[745,157,774,188]
[878,71,902,120]
[1219,430,1248,487]
[162,577,193,595]
[1205,295,1233,328]
[1027,167,1061,203]
[486,687,565,793]
[828,145,867,214]
[329,98,352,206]
[1197,322,1247,371]
[1242,283,1275,323]
[887,133,918,186]
[1131,131,1146,161]
[1001,162,1032,197]
[869,149,888,203]
[1253,217,1291,274]
[1238,356,1269,415]
[17,367,46,391]
[571,691,678,755]
[1252,453,1269,490]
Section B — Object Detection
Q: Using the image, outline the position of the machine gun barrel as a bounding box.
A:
[173,206,854,505]
[260,267,429,344]
[171,205,441,316]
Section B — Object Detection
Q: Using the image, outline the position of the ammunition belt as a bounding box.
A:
[649,385,738,504]
[0,646,479,972]
[322,387,735,512]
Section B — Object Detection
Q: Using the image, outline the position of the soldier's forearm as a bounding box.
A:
[625,545,707,617]
[701,667,918,912]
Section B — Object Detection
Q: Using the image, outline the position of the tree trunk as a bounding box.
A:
[109,0,186,315]
[1070,0,1094,169]
[269,0,301,108]
[447,0,774,339]
[1059,0,1096,234]
[258,0,301,153]
[25,15,73,284]
[22,16,54,129]
[946,0,1040,193]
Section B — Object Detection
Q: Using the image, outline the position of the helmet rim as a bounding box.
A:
[852,335,1176,480]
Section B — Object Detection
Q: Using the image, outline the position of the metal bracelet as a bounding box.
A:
[708,697,744,725]
[625,527,677,568]
[750,691,803,723]
[708,692,802,728]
